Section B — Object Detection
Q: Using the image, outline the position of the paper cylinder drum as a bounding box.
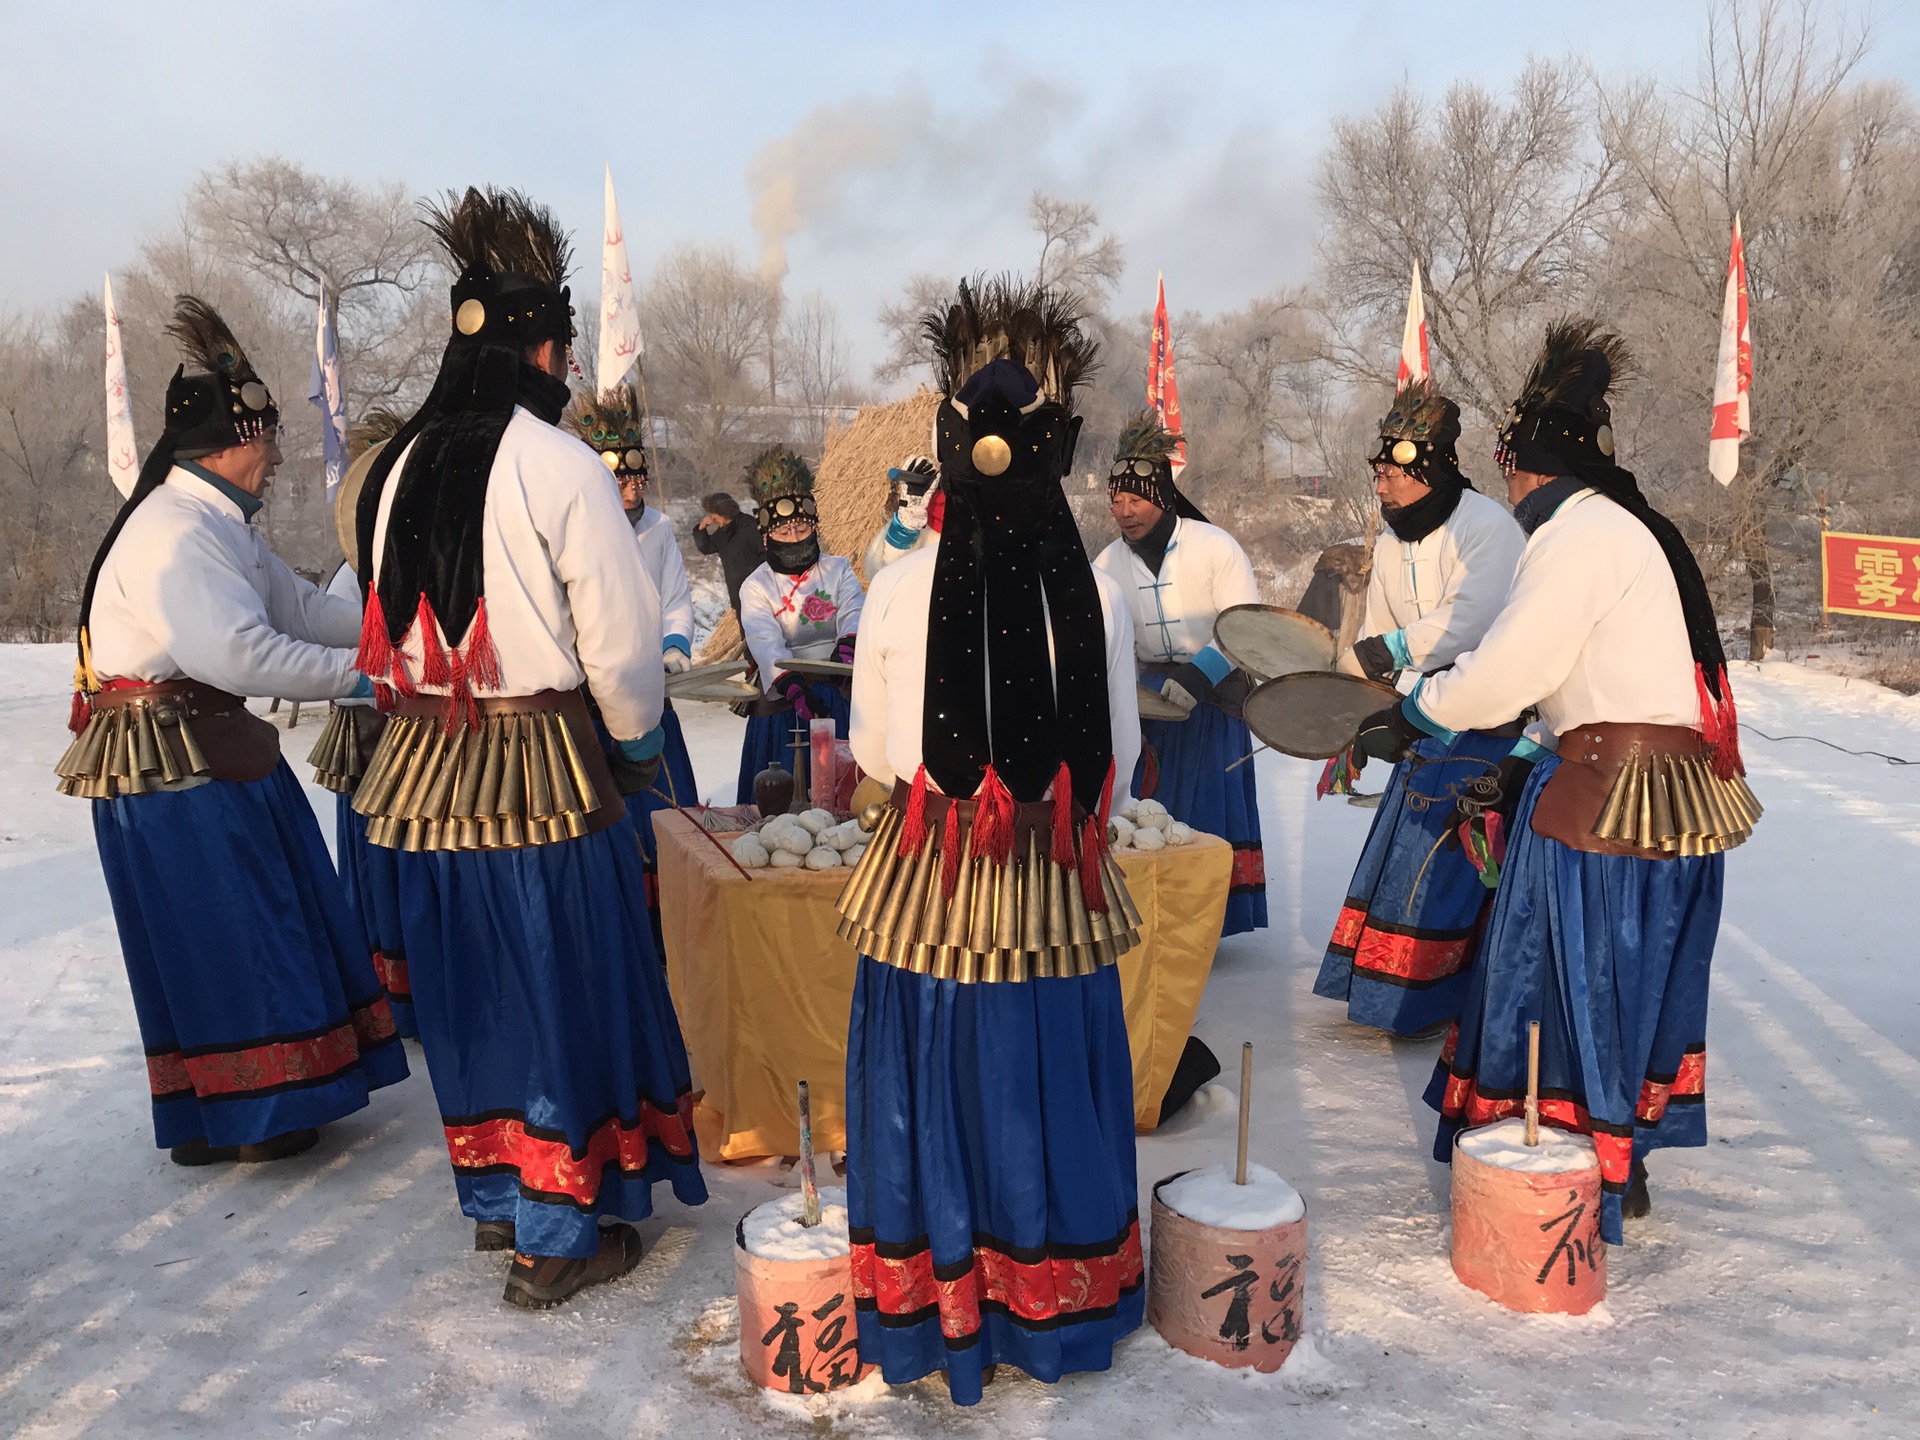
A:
[1146,1172,1308,1372]
[1450,1134,1607,1314]
[734,1212,874,1394]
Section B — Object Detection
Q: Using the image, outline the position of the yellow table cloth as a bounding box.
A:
[654,812,1231,1161]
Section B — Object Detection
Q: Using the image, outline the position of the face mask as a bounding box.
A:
[765,533,821,575]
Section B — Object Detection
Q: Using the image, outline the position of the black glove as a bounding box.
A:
[1350,634,1398,684]
[1354,702,1424,764]
[1164,661,1220,709]
[771,671,815,721]
[1442,754,1537,848]
[606,750,662,798]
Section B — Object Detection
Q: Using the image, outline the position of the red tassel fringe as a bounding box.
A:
[897,765,930,858]
[68,690,91,735]
[971,766,1015,866]
[416,594,451,688]
[1049,762,1076,868]
[463,597,502,692]
[356,587,394,679]
[1695,663,1745,779]
[1082,760,1116,913]
[939,800,964,899]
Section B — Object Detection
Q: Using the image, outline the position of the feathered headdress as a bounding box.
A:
[1113,409,1183,464]
[565,383,649,478]
[423,187,575,347]
[1497,319,1631,477]
[745,444,816,532]
[161,296,278,458]
[1109,408,1206,522]
[349,407,407,459]
[922,275,1098,409]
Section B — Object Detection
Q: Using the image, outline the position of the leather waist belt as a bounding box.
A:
[1531,721,1761,858]
[831,778,1142,984]
[56,679,280,798]
[352,688,624,852]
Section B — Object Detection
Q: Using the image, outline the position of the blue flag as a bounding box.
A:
[308,293,347,502]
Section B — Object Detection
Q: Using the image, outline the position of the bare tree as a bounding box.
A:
[779,291,857,450]
[875,272,959,388]
[1031,193,1126,307]
[1317,60,1629,423]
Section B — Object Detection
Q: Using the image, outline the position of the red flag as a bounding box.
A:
[1708,215,1751,485]
[1147,273,1188,478]
[1396,260,1429,393]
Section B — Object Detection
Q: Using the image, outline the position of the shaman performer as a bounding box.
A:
[353,188,704,1306]
[837,278,1145,1405]
[1093,412,1266,936]
[732,446,864,804]
[1354,321,1759,1240]
[1312,381,1524,1036]
[566,384,700,923]
[861,453,940,576]
[58,297,406,1165]
[310,415,416,1037]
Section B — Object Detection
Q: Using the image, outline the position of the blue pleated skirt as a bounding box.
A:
[392,810,706,1257]
[632,703,700,952]
[734,682,851,805]
[93,761,409,1150]
[1136,700,1266,935]
[1424,759,1722,1244]
[335,797,417,1038]
[846,958,1144,1406]
[1313,731,1514,1035]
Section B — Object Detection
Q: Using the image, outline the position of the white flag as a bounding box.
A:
[1396,260,1430,392]
[597,164,644,392]
[1708,215,1751,486]
[308,292,348,503]
[103,274,138,498]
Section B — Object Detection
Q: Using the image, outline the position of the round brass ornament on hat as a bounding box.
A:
[624,448,646,471]
[971,434,1012,476]
[600,450,620,472]
[1595,424,1615,456]
[239,380,270,411]
[455,298,486,336]
[1391,439,1419,466]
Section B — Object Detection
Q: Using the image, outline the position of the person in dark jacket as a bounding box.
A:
[692,493,765,616]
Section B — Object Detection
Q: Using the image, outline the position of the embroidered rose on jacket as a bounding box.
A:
[800,592,837,626]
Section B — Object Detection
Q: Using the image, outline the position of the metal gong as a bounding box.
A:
[664,659,756,702]
[1212,604,1338,683]
[1242,672,1401,760]
[780,657,854,679]
[331,438,389,567]
[1136,684,1191,722]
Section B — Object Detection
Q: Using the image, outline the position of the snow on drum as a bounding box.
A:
[734,1186,875,1394]
[1449,1119,1607,1315]
[1147,1163,1309,1373]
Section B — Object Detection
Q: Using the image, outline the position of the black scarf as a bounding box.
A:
[1383,474,1472,542]
[766,533,821,575]
[357,345,570,650]
[1125,505,1179,577]
[1513,475,1587,535]
[924,366,1110,811]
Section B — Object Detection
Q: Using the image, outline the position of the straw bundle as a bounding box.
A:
[814,388,941,583]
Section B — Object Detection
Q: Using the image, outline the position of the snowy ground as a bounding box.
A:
[2,647,1917,1437]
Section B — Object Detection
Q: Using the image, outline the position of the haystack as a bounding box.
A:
[815,388,941,584]
[691,388,940,666]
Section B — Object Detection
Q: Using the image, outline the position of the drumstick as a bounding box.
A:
[659,797,757,882]
[1224,744,1271,773]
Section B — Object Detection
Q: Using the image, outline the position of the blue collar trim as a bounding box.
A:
[179,460,263,521]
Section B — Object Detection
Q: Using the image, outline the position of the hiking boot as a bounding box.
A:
[170,1128,319,1166]
[1622,1159,1651,1219]
[474,1221,517,1252]
[502,1223,644,1310]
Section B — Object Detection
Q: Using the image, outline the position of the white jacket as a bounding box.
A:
[851,543,1141,794]
[1092,518,1261,671]
[1364,488,1525,671]
[90,467,361,701]
[1415,489,1700,741]
[370,406,664,742]
[739,554,865,693]
[634,507,695,656]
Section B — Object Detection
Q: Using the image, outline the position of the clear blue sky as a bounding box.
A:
[3,0,1914,371]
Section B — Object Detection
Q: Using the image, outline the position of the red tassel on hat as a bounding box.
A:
[463,596,502,693]
[1049,761,1076,868]
[897,764,930,858]
[939,798,963,899]
[416,594,451,688]
[356,586,394,679]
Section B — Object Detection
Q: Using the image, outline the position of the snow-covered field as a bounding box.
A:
[2,646,1917,1437]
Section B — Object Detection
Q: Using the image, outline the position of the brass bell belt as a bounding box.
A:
[307,705,388,796]
[832,779,1143,984]
[352,689,624,852]
[1531,722,1762,858]
[56,679,280,799]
